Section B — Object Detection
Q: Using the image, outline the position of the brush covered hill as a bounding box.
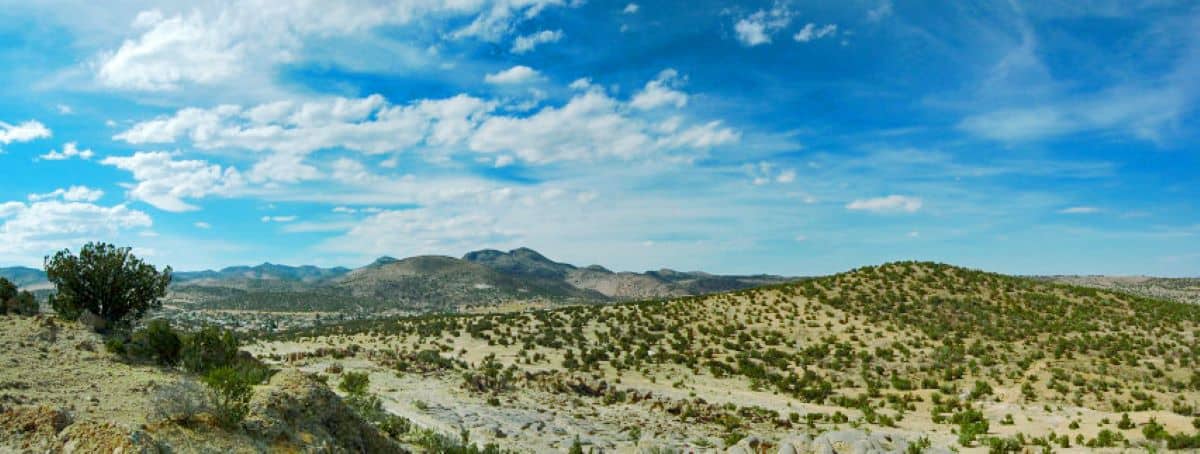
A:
[1039,275,1200,305]
[257,261,1200,452]
[335,254,608,313]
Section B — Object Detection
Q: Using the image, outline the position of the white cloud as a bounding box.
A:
[0,120,51,145]
[194,221,212,229]
[261,215,297,223]
[846,195,922,213]
[56,104,73,115]
[29,186,105,203]
[484,65,541,84]
[116,94,495,183]
[623,3,639,14]
[97,1,570,91]
[321,209,518,257]
[470,73,738,164]
[333,206,357,214]
[630,69,688,110]
[734,4,792,46]
[39,142,95,161]
[745,162,794,186]
[511,29,563,54]
[1059,206,1100,214]
[867,0,893,22]
[101,151,243,212]
[117,73,734,169]
[793,23,837,42]
[0,198,152,261]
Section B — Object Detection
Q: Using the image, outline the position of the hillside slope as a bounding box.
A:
[0,315,402,453]
[258,261,1200,452]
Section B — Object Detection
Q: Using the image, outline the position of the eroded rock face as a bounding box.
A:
[241,369,403,453]
[0,405,160,453]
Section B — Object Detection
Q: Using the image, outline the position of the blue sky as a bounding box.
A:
[0,0,1197,276]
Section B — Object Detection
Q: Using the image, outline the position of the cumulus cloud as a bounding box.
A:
[97,1,570,90]
[28,186,104,203]
[39,142,95,161]
[116,72,735,169]
[734,4,792,46]
[630,69,688,110]
[846,195,922,213]
[793,23,837,42]
[0,198,152,260]
[321,209,519,257]
[511,30,563,54]
[0,120,51,145]
[116,94,494,157]
[101,151,243,212]
[484,65,541,84]
[470,75,737,164]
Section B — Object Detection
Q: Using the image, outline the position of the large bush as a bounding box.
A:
[0,278,16,313]
[202,365,261,427]
[126,319,183,366]
[44,242,172,328]
[181,326,240,373]
[4,290,38,316]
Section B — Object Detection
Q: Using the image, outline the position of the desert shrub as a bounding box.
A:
[104,337,127,355]
[126,319,182,366]
[202,365,259,427]
[344,393,411,439]
[986,436,1022,453]
[181,326,239,373]
[0,278,16,309]
[6,291,38,316]
[1117,412,1134,430]
[150,379,214,424]
[339,371,370,396]
[44,242,171,328]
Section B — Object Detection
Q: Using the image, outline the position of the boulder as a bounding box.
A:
[241,369,402,453]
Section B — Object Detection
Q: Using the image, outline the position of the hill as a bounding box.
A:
[161,247,796,316]
[1039,275,1200,305]
[254,261,1200,452]
[0,266,49,290]
[0,315,403,452]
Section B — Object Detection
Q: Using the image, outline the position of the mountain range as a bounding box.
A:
[3,247,794,313]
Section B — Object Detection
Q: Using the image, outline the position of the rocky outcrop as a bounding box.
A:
[723,430,952,454]
[241,369,404,453]
[0,405,160,453]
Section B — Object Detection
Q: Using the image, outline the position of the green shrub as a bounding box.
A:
[339,371,370,396]
[6,291,38,316]
[181,326,239,373]
[202,365,258,427]
[104,337,127,355]
[0,278,16,310]
[127,320,182,366]
[1117,412,1134,430]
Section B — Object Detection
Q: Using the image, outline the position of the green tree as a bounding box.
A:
[44,242,172,327]
[7,291,38,316]
[0,277,16,314]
